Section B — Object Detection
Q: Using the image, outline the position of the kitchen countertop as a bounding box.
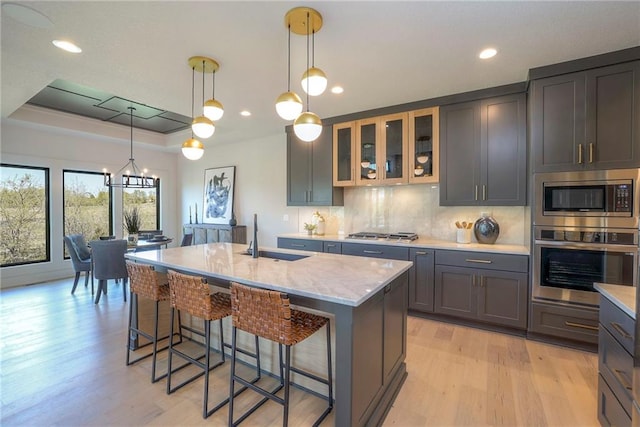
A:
[279,233,530,255]
[595,282,636,319]
[126,242,413,307]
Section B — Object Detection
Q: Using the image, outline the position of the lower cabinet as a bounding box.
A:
[408,248,435,312]
[323,241,342,253]
[529,302,599,345]
[183,224,246,244]
[597,295,635,426]
[341,242,409,260]
[434,250,528,329]
[277,237,323,252]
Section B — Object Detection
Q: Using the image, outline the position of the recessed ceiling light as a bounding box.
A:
[52,40,82,53]
[479,48,497,59]
[240,110,251,117]
[331,86,344,94]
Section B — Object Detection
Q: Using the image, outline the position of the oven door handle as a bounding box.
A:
[534,240,638,252]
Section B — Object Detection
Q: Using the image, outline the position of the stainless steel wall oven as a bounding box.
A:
[533,169,640,307]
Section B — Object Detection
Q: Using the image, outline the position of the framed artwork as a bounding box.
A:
[203,166,235,224]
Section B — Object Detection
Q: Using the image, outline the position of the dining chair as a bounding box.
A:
[180,233,193,247]
[90,239,128,304]
[64,234,93,295]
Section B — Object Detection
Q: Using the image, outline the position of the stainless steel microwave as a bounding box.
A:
[534,169,640,229]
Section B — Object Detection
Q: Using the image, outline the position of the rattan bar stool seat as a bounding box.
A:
[125,262,182,383]
[166,270,260,419]
[228,282,334,427]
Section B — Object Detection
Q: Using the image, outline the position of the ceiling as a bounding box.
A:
[2,1,639,151]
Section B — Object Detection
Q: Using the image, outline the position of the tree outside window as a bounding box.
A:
[0,164,50,266]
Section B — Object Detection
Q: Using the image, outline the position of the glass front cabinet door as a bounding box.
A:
[408,107,439,184]
[356,117,380,185]
[379,113,409,185]
[333,121,356,186]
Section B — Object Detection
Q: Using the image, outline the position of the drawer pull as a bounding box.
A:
[364,250,383,255]
[291,243,306,248]
[415,251,428,255]
[610,321,633,340]
[326,244,336,248]
[614,369,633,391]
[465,259,492,264]
[564,321,598,331]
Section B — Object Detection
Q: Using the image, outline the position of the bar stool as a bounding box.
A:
[125,261,181,383]
[165,270,260,419]
[228,282,333,427]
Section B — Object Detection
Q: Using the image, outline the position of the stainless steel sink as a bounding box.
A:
[240,250,309,261]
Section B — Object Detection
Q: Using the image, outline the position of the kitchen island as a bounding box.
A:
[126,242,413,427]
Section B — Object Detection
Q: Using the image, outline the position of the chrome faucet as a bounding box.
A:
[252,213,258,258]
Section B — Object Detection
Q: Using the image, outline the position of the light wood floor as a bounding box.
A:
[1,277,599,426]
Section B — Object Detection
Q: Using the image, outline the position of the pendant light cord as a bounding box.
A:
[201,60,206,111]
[287,24,291,91]
[191,66,195,137]
[305,11,310,111]
[212,69,216,99]
[129,107,134,160]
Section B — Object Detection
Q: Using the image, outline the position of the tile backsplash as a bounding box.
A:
[298,184,528,245]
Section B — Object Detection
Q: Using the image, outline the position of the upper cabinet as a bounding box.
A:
[287,126,344,206]
[335,109,438,187]
[333,121,356,187]
[440,93,527,206]
[531,61,640,172]
[408,107,439,184]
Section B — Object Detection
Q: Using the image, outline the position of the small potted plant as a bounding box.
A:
[123,207,142,244]
[303,222,317,236]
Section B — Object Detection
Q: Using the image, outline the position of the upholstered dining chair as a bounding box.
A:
[90,239,128,304]
[64,234,93,295]
[180,233,193,247]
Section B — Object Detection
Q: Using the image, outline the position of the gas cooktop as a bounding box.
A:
[346,232,419,242]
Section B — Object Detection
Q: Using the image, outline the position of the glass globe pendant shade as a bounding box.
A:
[203,99,224,121]
[301,67,327,96]
[182,138,204,160]
[275,91,303,120]
[192,116,215,139]
[293,111,323,142]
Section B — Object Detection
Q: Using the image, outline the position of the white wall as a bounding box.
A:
[0,115,178,288]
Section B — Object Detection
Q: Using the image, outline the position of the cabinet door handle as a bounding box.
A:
[614,369,633,391]
[291,243,306,248]
[363,250,383,255]
[589,143,594,163]
[326,244,336,248]
[564,321,598,331]
[415,251,428,255]
[610,321,633,340]
[578,144,583,164]
[482,185,486,201]
[475,185,478,201]
[465,258,492,264]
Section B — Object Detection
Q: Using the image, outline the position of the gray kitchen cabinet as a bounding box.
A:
[439,93,526,206]
[277,237,323,252]
[323,241,342,254]
[597,295,634,426]
[434,250,528,329]
[287,125,344,206]
[528,302,599,345]
[341,242,409,261]
[183,224,246,245]
[408,248,435,313]
[531,61,640,173]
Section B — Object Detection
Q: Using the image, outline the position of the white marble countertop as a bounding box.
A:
[279,233,530,256]
[595,282,636,319]
[126,242,413,307]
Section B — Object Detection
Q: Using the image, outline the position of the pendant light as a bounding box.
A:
[291,8,323,142]
[203,64,224,121]
[104,107,158,187]
[301,28,327,96]
[182,62,204,160]
[275,23,303,120]
[189,56,217,139]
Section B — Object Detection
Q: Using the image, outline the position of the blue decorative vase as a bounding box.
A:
[473,214,500,244]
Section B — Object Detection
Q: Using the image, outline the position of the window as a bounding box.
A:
[123,180,160,232]
[0,164,50,266]
[63,170,113,256]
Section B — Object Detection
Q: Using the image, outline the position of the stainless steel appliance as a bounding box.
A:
[535,168,639,229]
[532,225,638,307]
[347,232,419,242]
[533,168,640,307]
